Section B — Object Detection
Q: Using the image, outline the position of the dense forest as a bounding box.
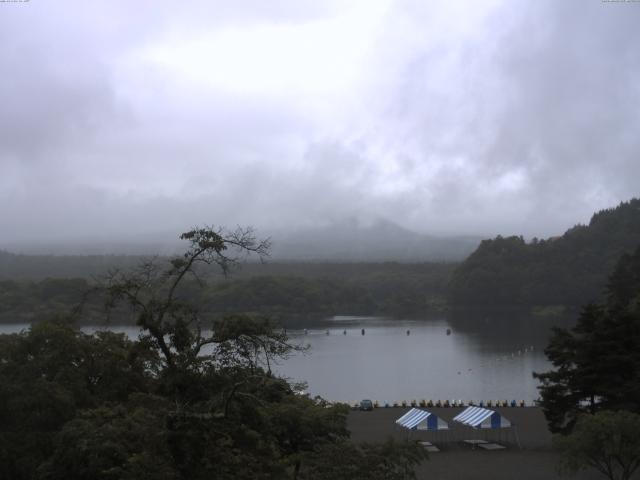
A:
[0,228,426,479]
[449,198,640,310]
[0,262,453,326]
[0,251,144,280]
[3,199,640,324]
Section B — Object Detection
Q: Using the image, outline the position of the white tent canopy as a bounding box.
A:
[395,408,449,431]
[453,406,512,429]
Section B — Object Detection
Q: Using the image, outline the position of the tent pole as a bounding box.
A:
[513,426,522,450]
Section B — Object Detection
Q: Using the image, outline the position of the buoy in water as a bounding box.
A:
[361,328,365,336]
[326,330,329,335]
[343,329,347,335]
[406,329,410,336]
[446,328,451,335]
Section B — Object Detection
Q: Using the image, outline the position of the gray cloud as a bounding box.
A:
[1,0,639,250]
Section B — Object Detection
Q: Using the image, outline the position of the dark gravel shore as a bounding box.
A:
[348,407,604,480]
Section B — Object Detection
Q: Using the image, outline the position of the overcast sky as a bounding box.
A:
[1,0,639,248]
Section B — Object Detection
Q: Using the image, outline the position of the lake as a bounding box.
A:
[0,313,562,404]
[277,315,555,404]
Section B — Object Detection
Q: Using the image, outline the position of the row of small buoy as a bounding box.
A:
[297,328,453,336]
[350,399,532,409]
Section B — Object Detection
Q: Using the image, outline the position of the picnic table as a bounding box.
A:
[478,443,506,450]
[463,439,488,449]
[418,441,440,453]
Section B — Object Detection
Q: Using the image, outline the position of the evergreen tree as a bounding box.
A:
[534,245,640,433]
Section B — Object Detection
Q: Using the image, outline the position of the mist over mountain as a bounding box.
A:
[1,219,480,262]
[1,232,184,256]
[268,219,481,262]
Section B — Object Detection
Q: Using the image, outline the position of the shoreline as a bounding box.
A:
[348,406,552,449]
[347,407,602,480]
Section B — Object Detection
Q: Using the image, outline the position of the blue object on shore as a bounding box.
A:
[396,408,449,431]
[359,399,374,411]
[453,406,512,429]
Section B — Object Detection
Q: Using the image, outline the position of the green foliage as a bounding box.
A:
[450,198,640,308]
[299,438,428,480]
[0,320,160,480]
[0,262,454,325]
[38,405,177,480]
[535,245,640,433]
[0,318,355,479]
[0,227,427,479]
[607,247,640,315]
[212,314,298,374]
[555,410,640,480]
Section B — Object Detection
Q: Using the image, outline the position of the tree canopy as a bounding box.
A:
[0,263,453,326]
[449,198,640,309]
[555,410,640,480]
[0,226,426,480]
[534,244,640,433]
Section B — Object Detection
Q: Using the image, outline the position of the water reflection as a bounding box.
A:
[1,311,574,404]
[276,313,573,403]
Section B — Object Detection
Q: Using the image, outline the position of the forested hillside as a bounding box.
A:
[0,262,454,325]
[0,251,142,280]
[449,198,640,309]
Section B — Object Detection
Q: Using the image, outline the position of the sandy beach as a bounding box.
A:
[348,407,606,480]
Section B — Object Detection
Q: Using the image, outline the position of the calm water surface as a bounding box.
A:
[1,314,559,403]
[277,316,553,403]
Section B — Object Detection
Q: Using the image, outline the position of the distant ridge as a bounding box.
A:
[268,219,481,262]
[0,219,480,280]
[449,198,640,308]
[1,219,481,265]
[0,250,144,280]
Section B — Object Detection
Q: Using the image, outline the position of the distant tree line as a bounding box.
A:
[0,250,143,280]
[449,198,640,309]
[0,264,454,326]
[4,198,640,321]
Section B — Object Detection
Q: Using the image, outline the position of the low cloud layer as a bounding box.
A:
[1,0,639,250]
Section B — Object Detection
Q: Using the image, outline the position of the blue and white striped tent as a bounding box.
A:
[453,406,511,429]
[395,408,449,431]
